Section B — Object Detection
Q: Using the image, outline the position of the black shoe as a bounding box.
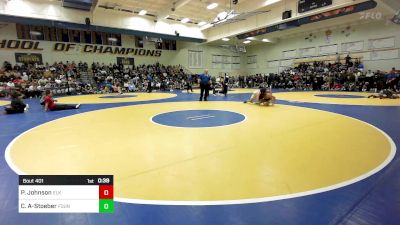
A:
[199,99,203,101]
[243,101,247,103]
[204,99,208,101]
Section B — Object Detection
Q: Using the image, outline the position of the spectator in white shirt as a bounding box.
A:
[21,72,29,81]
[7,81,15,88]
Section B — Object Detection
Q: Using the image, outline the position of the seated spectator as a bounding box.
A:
[7,80,15,90]
[0,82,6,97]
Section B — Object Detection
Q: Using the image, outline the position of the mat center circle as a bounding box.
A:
[152,110,246,128]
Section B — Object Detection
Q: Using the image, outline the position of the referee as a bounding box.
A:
[199,69,211,101]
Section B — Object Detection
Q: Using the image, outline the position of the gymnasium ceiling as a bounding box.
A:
[94,0,277,24]
[206,0,397,46]
[91,0,397,44]
[1,0,397,44]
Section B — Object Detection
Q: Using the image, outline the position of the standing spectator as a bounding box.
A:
[186,74,193,93]
[386,67,399,90]
[335,53,341,64]
[345,54,352,67]
[147,73,153,93]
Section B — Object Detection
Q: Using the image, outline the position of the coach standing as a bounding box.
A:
[147,73,153,93]
[199,69,211,101]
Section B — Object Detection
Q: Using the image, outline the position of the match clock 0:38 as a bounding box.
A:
[98,177,111,184]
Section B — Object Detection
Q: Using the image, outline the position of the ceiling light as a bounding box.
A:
[262,38,271,42]
[108,37,118,42]
[198,21,207,26]
[265,0,281,6]
[227,13,237,20]
[243,40,251,44]
[29,31,42,36]
[200,24,213,30]
[246,37,255,40]
[217,11,228,20]
[207,3,218,10]
[138,10,147,15]
[181,18,190,23]
[222,38,230,41]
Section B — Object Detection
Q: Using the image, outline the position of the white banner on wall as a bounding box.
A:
[280,59,293,67]
[232,56,240,69]
[212,54,240,70]
[341,41,364,52]
[232,56,240,64]
[247,55,257,64]
[232,63,240,69]
[212,62,221,69]
[368,37,395,50]
[267,60,280,68]
[188,50,203,69]
[212,55,221,63]
[369,49,399,60]
[247,55,257,69]
[282,49,297,59]
[319,44,338,55]
[299,47,316,57]
[247,63,257,69]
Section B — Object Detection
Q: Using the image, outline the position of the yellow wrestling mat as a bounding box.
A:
[55,93,177,104]
[7,102,394,203]
[191,88,257,94]
[274,91,400,106]
[0,100,9,106]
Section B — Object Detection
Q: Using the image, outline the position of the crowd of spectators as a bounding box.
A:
[91,62,192,92]
[0,61,195,98]
[0,61,90,98]
[232,60,399,92]
[1,58,399,100]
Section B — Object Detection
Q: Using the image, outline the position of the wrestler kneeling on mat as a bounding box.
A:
[244,88,276,106]
[4,91,29,114]
[44,90,81,111]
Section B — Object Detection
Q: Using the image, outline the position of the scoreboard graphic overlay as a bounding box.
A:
[19,175,113,213]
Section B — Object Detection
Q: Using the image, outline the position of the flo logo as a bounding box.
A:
[360,9,400,26]
[359,11,383,20]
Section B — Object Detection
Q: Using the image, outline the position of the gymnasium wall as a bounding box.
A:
[164,42,246,76]
[244,20,400,74]
[3,20,398,77]
[0,23,245,76]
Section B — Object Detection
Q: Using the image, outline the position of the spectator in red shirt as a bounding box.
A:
[44,90,80,111]
[13,78,23,85]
